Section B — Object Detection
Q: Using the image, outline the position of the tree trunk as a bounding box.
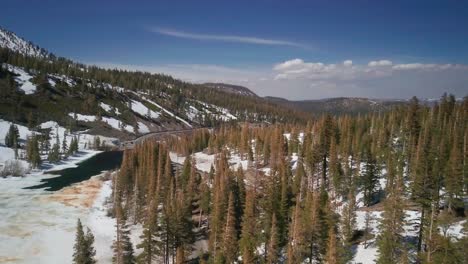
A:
[417,208,425,253]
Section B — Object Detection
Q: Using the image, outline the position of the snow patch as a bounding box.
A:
[144,98,192,127]
[3,64,37,94]
[130,100,160,119]
[137,122,150,134]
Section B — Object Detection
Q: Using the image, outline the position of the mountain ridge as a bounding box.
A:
[0,27,51,58]
[202,82,258,97]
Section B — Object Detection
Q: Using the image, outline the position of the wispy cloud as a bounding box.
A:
[150,27,309,48]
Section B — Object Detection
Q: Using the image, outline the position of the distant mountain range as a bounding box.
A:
[264,96,410,115]
[200,82,411,115]
[202,82,451,115]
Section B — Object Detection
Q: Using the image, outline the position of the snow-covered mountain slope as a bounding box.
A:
[0,63,244,138]
[0,27,50,58]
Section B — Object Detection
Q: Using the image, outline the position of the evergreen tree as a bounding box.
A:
[112,200,136,264]
[376,157,406,264]
[73,219,96,264]
[137,198,159,264]
[48,143,61,163]
[362,149,379,207]
[445,135,464,211]
[26,134,41,168]
[5,124,19,148]
[222,192,238,263]
[325,226,339,264]
[239,190,257,264]
[62,131,68,156]
[266,214,280,264]
[94,136,101,150]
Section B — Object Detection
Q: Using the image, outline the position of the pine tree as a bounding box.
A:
[362,149,379,207]
[62,131,68,156]
[222,192,238,263]
[137,197,159,264]
[363,211,373,249]
[112,200,136,264]
[73,219,96,264]
[73,219,86,264]
[325,226,338,264]
[94,136,101,150]
[84,228,97,264]
[266,214,279,264]
[411,125,437,254]
[26,134,41,168]
[445,134,464,211]
[239,190,256,264]
[341,185,357,262]
[376,156,406,264]
[48,143,61,163]
[5,124,19,148]
[303,191,321,263]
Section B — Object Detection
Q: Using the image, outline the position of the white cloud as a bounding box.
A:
[273,58,468,81]
[150,27,309,48]
[391,63,467,71]
[368,60,392,67]
[273,58,305,70]
[343,60,353,67]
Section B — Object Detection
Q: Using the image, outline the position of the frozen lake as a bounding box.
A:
[0,151,130,263]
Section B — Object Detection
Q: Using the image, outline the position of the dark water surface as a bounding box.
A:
[25,151,123,191]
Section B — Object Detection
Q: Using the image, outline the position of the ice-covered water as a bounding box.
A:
[0,172,87,263]
[0,152,130,263]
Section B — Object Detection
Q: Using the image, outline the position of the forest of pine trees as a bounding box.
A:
[106,94,467,263]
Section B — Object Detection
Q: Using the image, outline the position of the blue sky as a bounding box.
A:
[2,0,467,99]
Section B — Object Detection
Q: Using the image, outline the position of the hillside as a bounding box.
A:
[203,82,258,97]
